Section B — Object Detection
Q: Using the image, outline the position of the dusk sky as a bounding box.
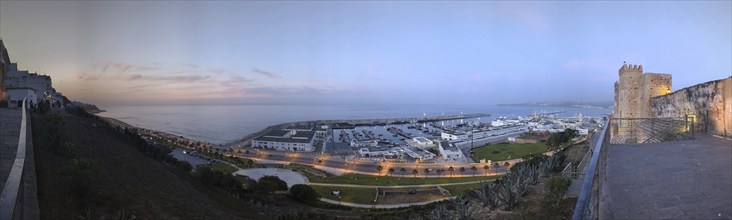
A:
[1,1,730,106]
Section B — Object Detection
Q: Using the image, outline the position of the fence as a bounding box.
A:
[571,117,610,220]
[608,117,695,144]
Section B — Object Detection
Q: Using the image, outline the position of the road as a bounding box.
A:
[307,179,495,189]
[234,150,518,177]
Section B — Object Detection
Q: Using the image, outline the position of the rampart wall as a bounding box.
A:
[650,77,732,137]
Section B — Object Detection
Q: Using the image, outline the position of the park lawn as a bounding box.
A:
[210,163,238,174]
[471,143,548,162]
[441,183,484,196]
[310,185,377,204]
[307,173,501,186]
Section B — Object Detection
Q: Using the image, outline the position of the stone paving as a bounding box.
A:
[606,134,732,219]
[0,108,22,188]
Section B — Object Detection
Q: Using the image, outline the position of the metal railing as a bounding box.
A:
[609,117,694,144]
[0,98,30,220]
[572,117,610,220]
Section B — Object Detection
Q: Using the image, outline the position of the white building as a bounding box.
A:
[412,137,433,146]
[350,139,378,148]
[6,87,36,108]
[441,131,468,141]
[3,63,63,106]
[252,129,316,152]
[358,148,397,157]
[438,141,464,161]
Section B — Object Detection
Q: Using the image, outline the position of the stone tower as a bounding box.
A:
[613,64,672,142]
[615,64,644,119]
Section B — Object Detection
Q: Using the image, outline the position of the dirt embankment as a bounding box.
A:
[31,112,263,219]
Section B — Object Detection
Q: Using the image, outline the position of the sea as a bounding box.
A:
[97,104,611,145]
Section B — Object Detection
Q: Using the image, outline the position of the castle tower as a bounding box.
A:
[615,64,643,119]
[612,63,672,143]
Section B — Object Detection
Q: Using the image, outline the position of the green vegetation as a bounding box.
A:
[471,143,548,162]
[209,163,238,174]
[441,183,482,196]
[546,128,580,152]
[290,184,320,203]
[256,176,289,194]
[225,157,255,169]
[308,173,501,186]
[309,185,377,204]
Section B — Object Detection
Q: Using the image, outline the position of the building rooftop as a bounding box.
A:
[262,130,290,138]
[439,141,460,151]
[291,131,316,139]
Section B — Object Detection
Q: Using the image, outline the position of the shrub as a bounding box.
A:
[289,184,320,203]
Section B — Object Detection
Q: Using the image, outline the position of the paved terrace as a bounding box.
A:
[605,134,732,219]
[0,108,22,188]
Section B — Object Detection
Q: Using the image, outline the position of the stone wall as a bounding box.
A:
[650,77,732,137]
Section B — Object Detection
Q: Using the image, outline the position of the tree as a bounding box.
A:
[258,176,288,195]
[290,184,320,203]
[483,165,490,176]
[377,165,384,176]
[504,162,511,173]
[412,169,418,178]
[436,169,443,178]
[459,167,466,177]
[388,168,395,177]
[448,166,455,177]
[471,166,478,177]
[424,168,431,178]
[400,167,407,177]
[546,129,580,152]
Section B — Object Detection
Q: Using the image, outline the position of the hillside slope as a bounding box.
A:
[31,111,263,219]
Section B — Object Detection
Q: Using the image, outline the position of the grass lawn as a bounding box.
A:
[210,163,238,174]
[310,185,377,204]
[471,143,548,162]
[308,174,500,186]
[441,183,483,196]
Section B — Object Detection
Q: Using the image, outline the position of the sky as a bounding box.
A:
[1,1,730,106]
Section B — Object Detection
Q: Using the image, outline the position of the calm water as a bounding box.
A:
[97,104,610,145]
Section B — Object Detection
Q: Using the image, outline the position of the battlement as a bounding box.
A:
[619,63,643,72]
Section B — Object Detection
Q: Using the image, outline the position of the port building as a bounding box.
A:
[252,129,316,152]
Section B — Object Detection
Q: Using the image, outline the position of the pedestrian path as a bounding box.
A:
[605,134,732,219]
[319,197,454,209]
[0,109,22,187]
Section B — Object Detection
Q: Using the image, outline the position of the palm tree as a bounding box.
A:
[471,166,478,177]
[412,169,418,178]
[436,169,443,178]
[400,167,406,178]
[377,165,384,176]
[388,168,395,177]
[504,162,511,173]
[424,168,431,178]
[448,166,455,177]
[459,167,466,177]
[483,165,490,176]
